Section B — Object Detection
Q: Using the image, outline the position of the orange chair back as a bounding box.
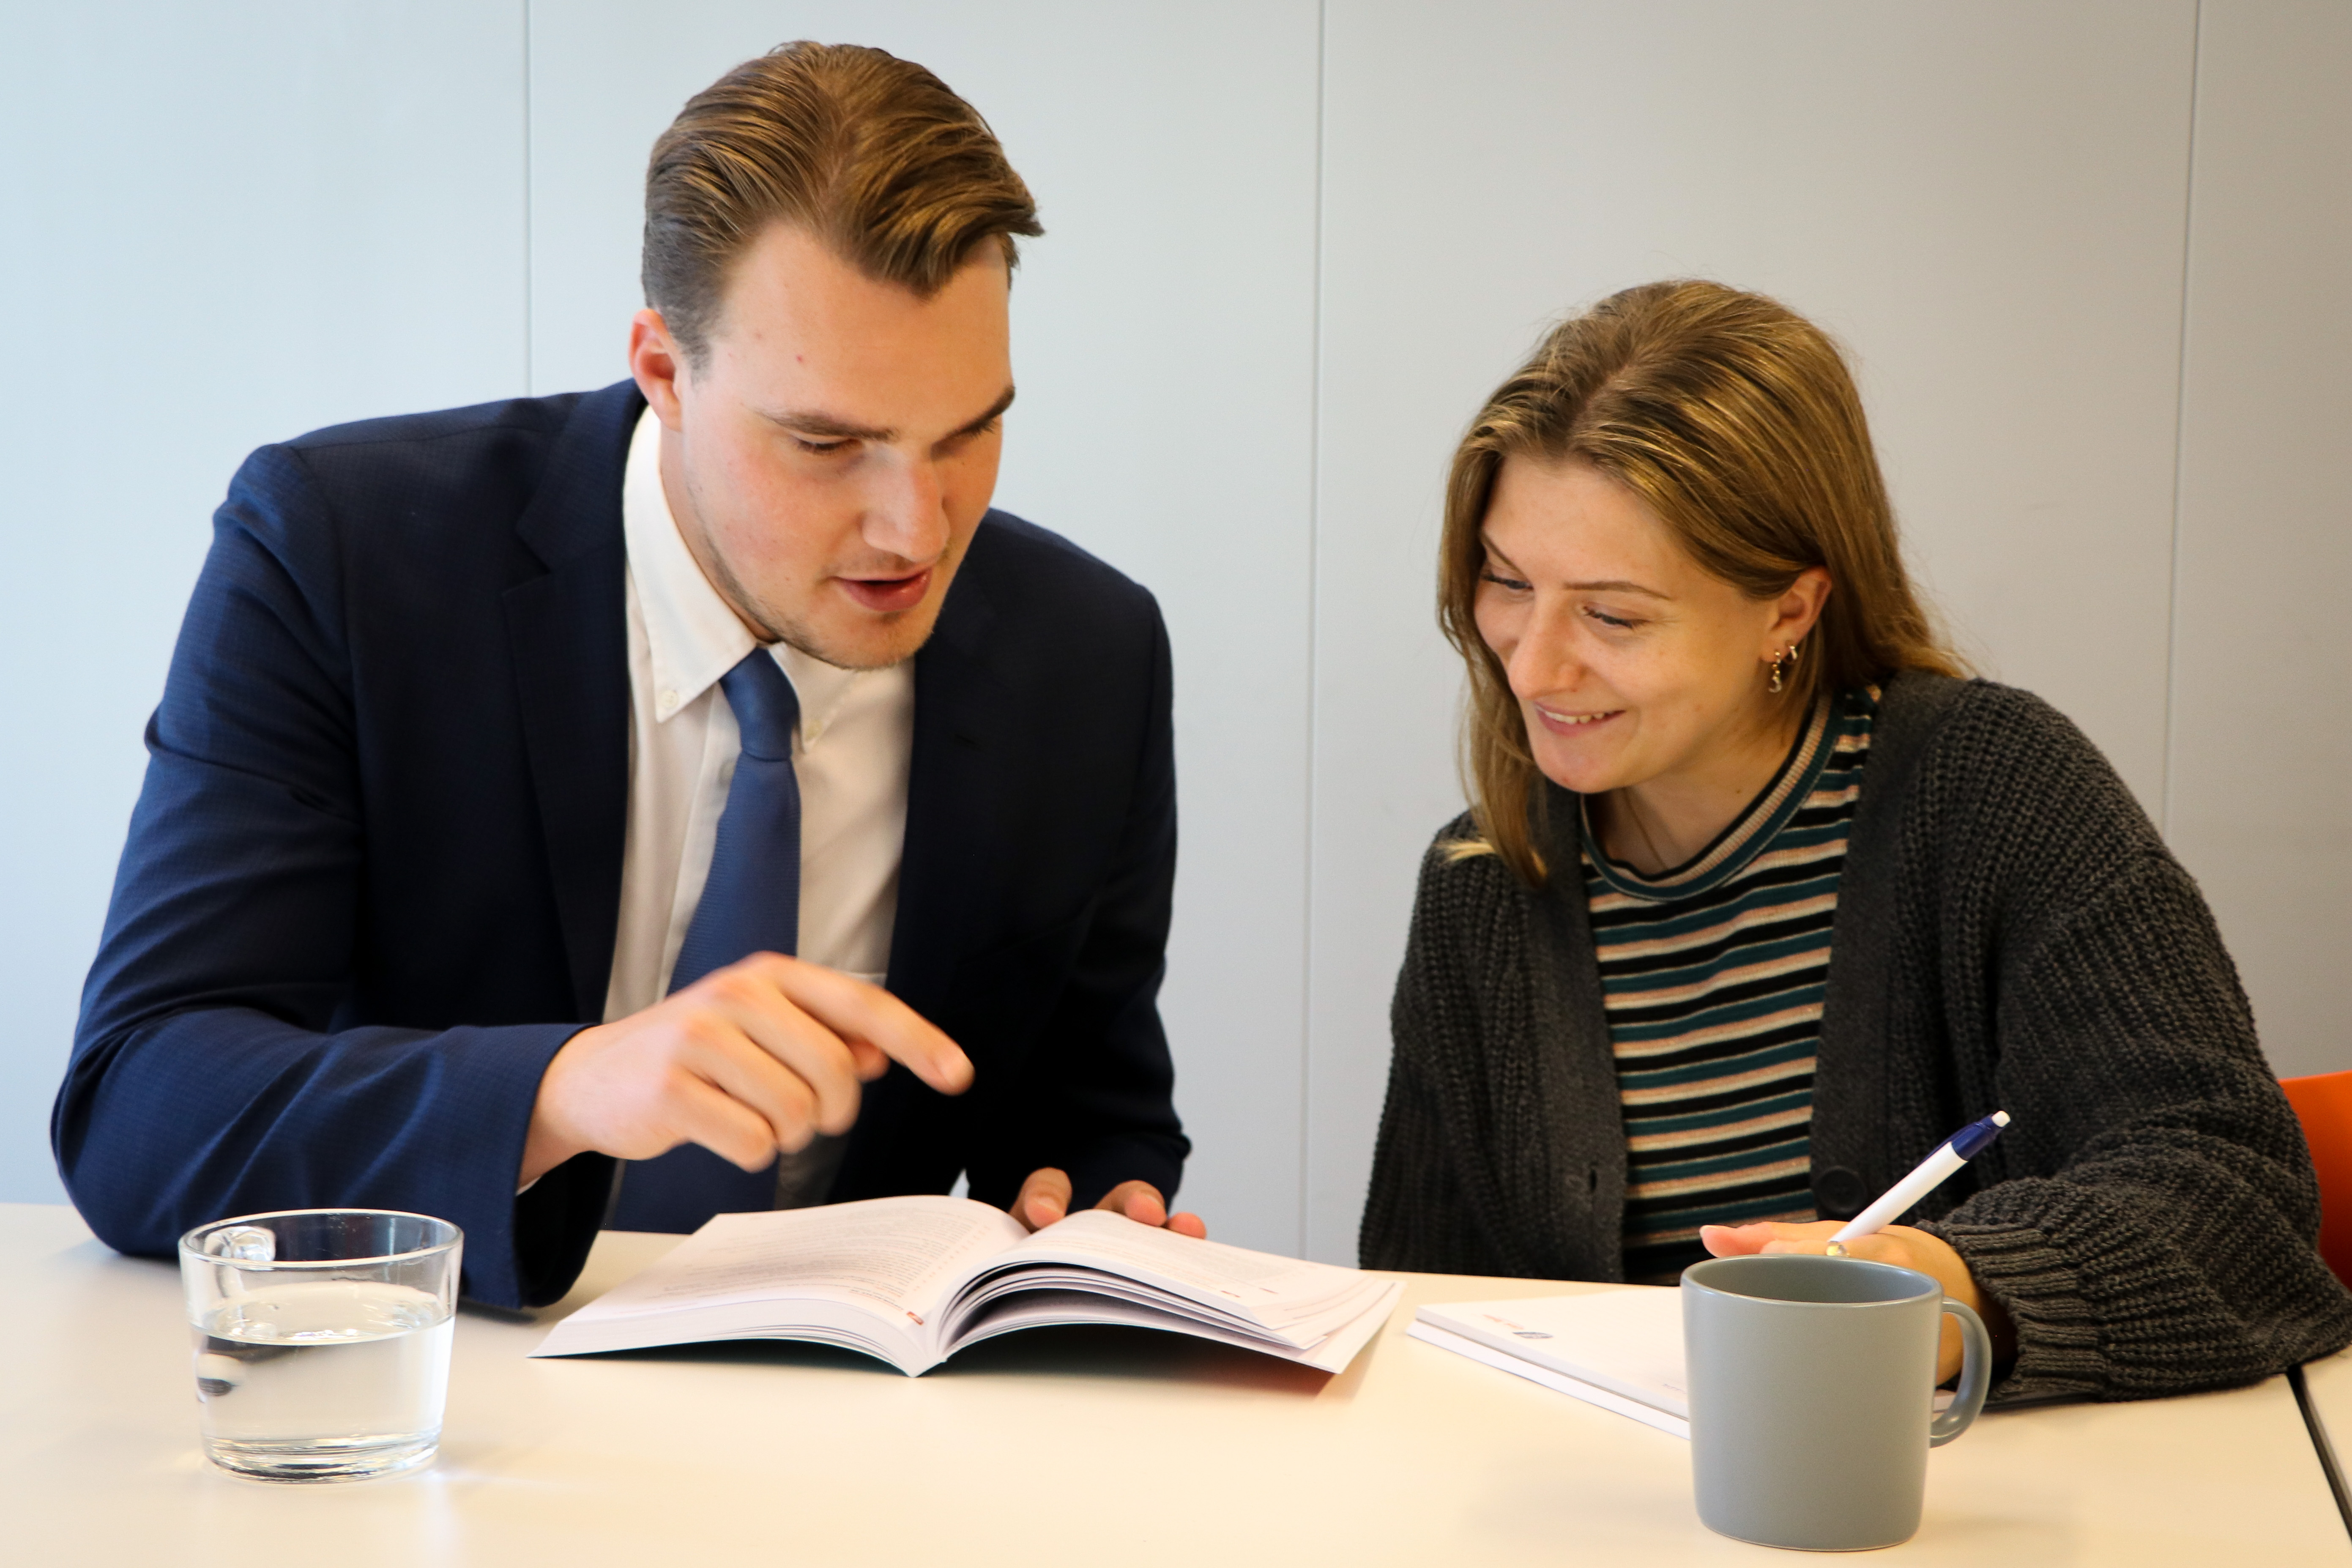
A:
[2281,1070,2352,1289]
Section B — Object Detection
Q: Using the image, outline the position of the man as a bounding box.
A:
[55,42,1198,1309]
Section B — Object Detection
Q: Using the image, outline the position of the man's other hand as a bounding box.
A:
[1010,1167,1206,1239]
[520,953,972,1186]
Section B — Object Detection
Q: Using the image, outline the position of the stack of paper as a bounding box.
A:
[1413,1287,1955,1438]
[1409,1288,1690,1437]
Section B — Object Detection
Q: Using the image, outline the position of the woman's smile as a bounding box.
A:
[1531,702,1624,732]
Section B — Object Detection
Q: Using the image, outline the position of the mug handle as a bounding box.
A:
[1929,1298,1993,1446]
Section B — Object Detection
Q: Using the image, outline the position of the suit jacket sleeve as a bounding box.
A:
[960,603,1190,1211]
[52,443,607,1310]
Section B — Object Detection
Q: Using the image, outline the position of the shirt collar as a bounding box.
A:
[621,405,877,734]
[622,405,758,719]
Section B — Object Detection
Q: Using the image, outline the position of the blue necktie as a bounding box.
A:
[609,651,802,1233]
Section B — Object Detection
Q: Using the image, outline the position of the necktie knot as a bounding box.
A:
[719,650,801,761]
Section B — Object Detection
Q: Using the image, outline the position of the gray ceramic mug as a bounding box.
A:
[1681,1255,1993,1552]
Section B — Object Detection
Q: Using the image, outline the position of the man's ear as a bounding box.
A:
[628,309,689,430]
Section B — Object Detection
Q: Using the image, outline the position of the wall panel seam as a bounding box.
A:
[1299,0,1327,1259]
[522,0,536,395]
[2162,0,2207,840]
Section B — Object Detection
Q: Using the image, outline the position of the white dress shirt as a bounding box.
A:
[601,406,915,1025]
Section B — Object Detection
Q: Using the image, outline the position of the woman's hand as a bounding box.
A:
[1701,1220,2016,1384]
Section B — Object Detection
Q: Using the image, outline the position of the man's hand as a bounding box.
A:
[1010,1167,1207,1240]
[520,953,972,1187]
[1701,1220,2016,1385]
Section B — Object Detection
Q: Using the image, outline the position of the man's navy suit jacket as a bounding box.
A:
[55,382,1189,1308]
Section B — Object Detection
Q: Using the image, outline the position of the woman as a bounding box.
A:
[1361,279,2352,1401]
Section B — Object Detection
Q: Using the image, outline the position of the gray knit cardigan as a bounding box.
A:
[1361,672,2352,1403]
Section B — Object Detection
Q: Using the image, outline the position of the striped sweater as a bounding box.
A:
[1580,688,1876,1283]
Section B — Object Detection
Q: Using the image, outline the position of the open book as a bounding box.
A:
[534,1194,1403,1376]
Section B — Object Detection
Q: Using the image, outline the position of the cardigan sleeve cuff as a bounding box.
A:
[1921,1220,2106,1404]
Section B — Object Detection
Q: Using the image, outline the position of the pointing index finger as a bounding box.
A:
[756,955,973,1094]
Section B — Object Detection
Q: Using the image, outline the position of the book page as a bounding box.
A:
[581,1196,1027,1327]
[971,1209,1372,1333]
[955,1280,1405,1375]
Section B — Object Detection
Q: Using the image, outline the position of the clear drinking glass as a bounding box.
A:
[178,1209,462,1482]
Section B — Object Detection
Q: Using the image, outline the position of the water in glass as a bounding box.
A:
[192,1277,452,1480]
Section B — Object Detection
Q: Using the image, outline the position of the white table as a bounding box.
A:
[2292,1347,2352,1520]
[4,1202,2345,1565]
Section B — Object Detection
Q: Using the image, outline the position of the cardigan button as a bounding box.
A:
[1813,1166,1869,1220]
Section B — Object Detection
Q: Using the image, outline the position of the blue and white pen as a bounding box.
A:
[1823,1111,2011,1255]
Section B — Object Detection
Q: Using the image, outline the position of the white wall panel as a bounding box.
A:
[1307,0,2200,1261]
[11,2,2339,1257]
[528,3,1323,1251]
[0,5,529,1203]
[2169,0,2352,1080]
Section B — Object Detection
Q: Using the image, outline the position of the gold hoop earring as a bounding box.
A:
[1769,649,1786,693]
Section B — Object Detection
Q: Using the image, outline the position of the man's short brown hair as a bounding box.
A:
[643,41,1042,362]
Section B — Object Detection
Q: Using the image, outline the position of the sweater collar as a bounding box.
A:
[1577,693,1839,901]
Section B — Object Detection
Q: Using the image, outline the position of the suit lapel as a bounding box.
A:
[502,383,641,1021]
[884,525,1005,1022]
[831,521,1009,1192]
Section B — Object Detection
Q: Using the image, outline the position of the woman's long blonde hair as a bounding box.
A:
[1441,280,1964,885]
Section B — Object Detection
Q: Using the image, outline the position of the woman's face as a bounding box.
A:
[1473,456,1824,799]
